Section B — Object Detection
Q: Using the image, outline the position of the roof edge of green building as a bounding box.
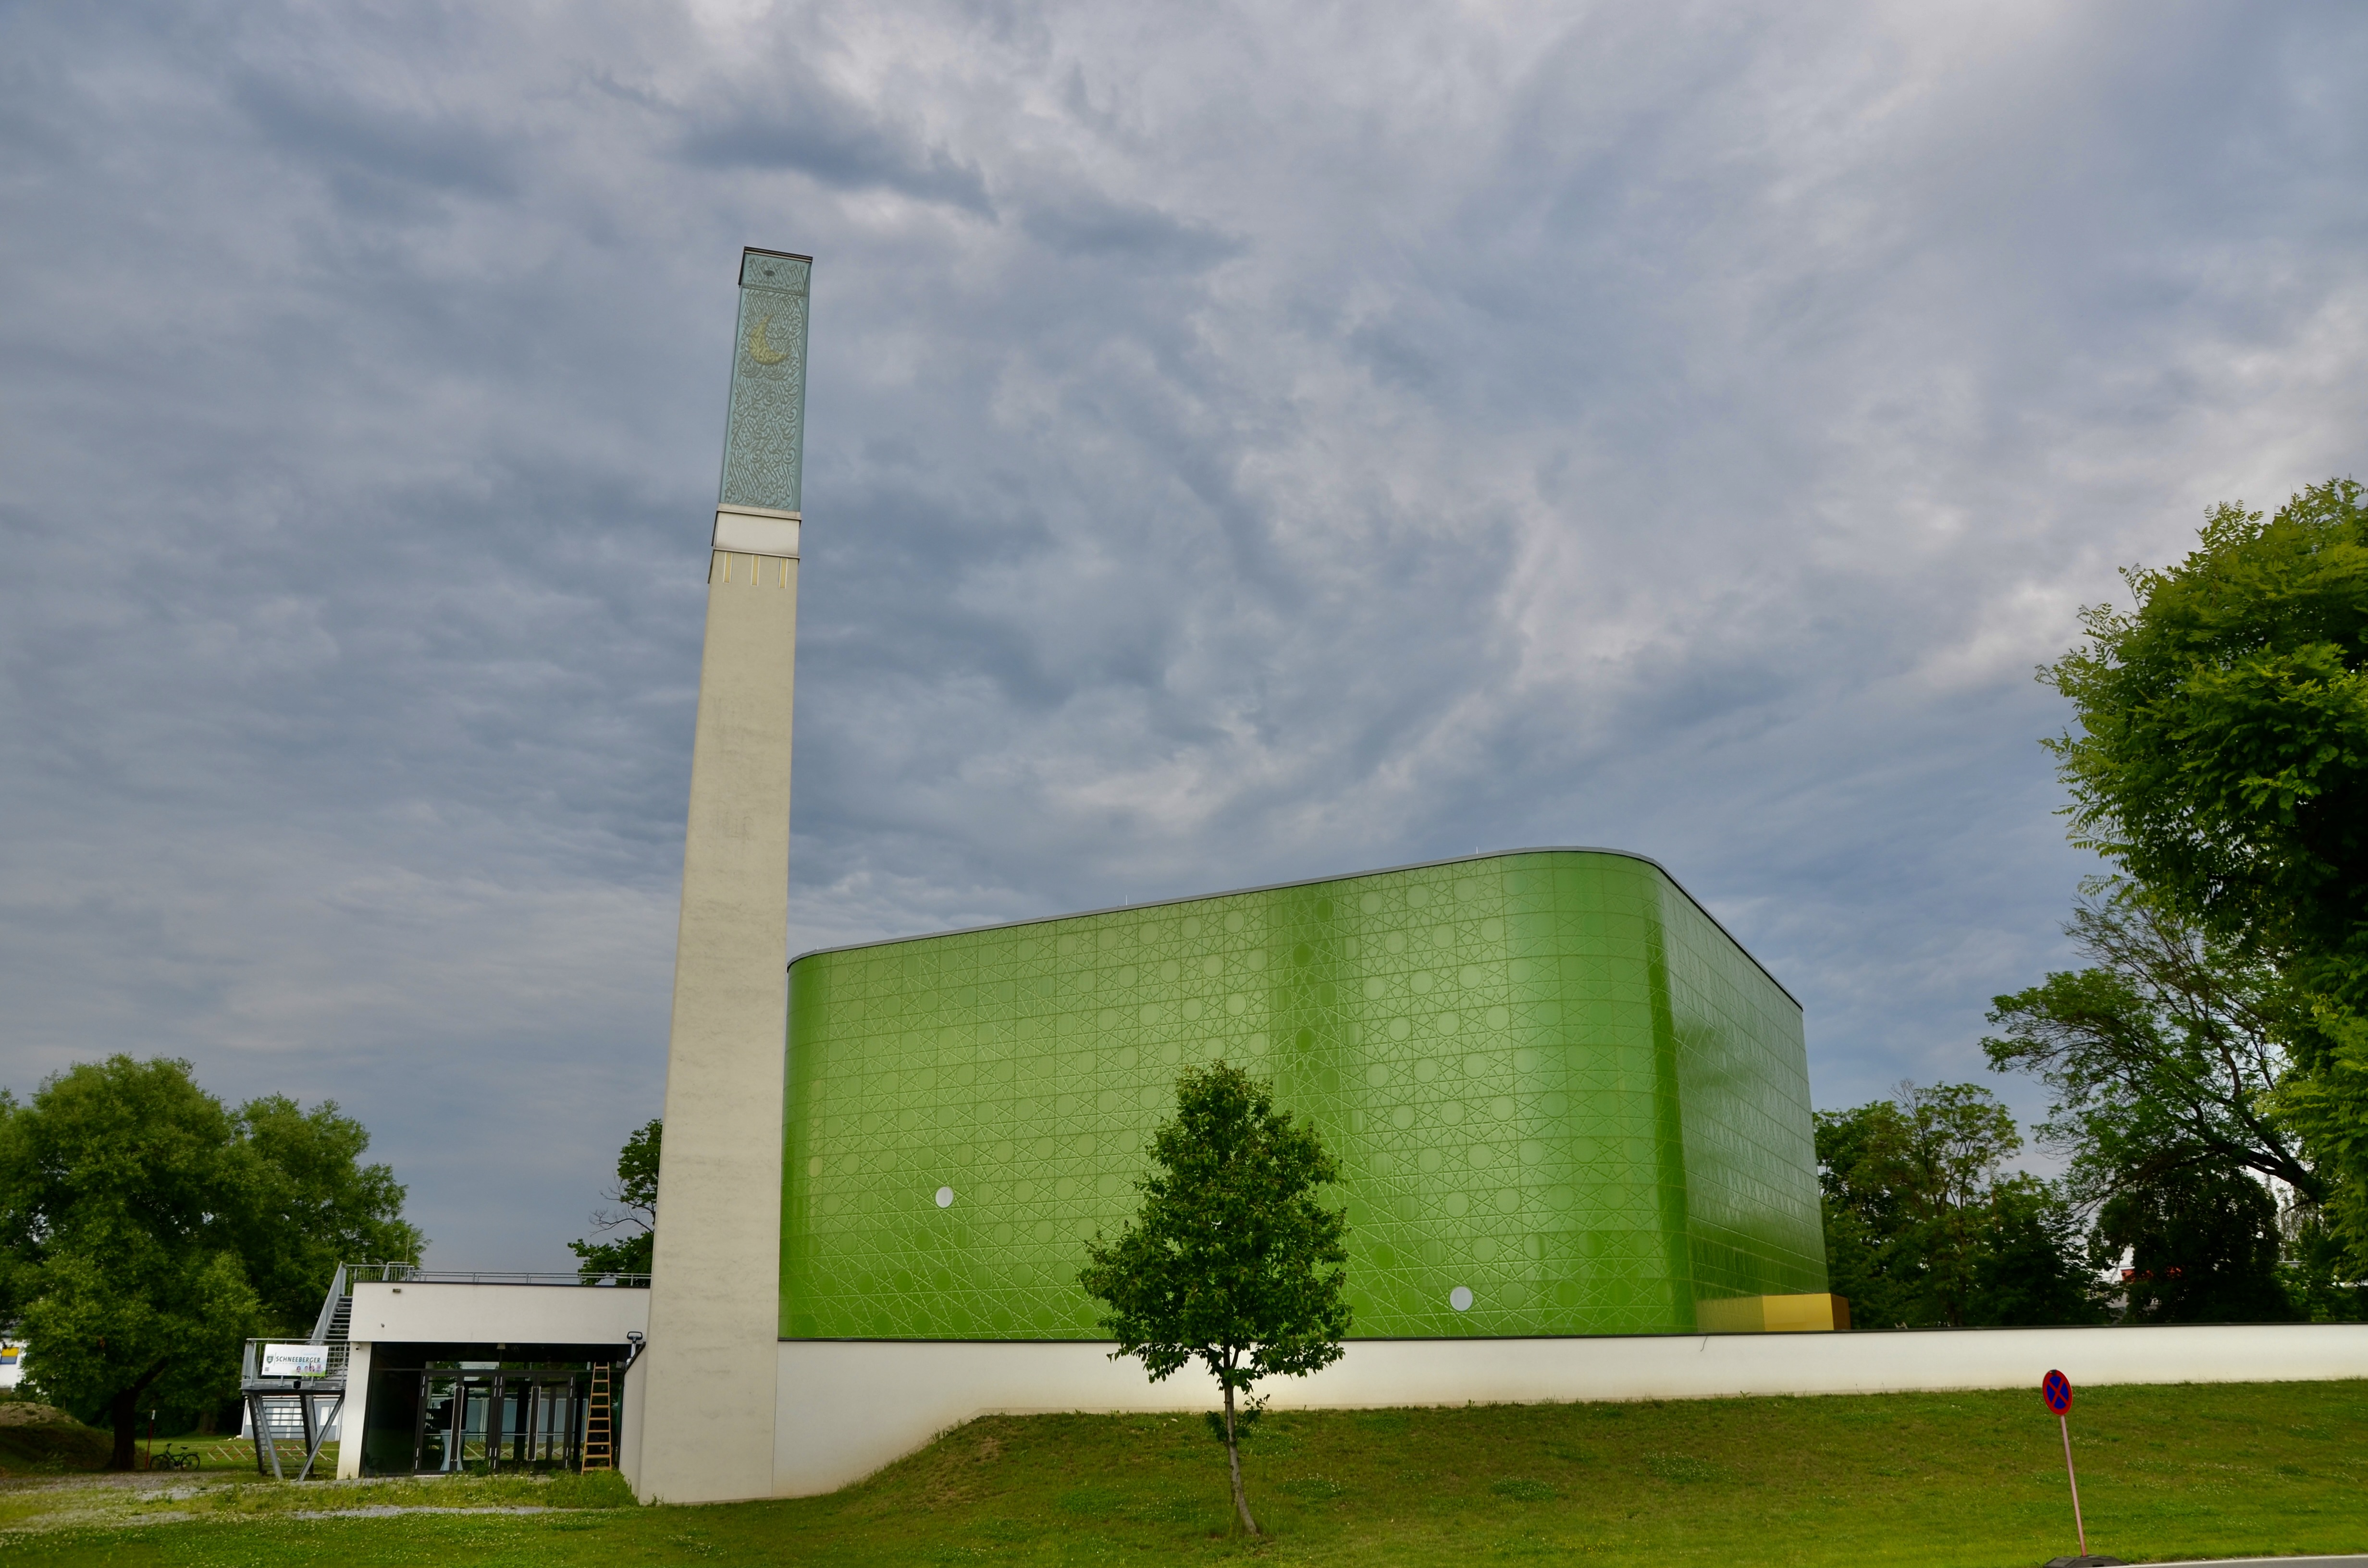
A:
[789,846,1796,1007]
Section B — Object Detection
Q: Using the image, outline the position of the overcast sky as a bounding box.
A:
[3,1,2362,1269]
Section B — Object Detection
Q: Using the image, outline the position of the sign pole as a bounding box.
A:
[2042,1370,2091,1563]
[2059,1409,2086,1559]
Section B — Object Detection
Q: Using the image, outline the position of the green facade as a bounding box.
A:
[780,850,1825,1340]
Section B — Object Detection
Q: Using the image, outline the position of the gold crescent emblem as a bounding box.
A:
[747,313,789,366]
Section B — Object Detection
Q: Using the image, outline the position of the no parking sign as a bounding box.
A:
[2043,1370,2091,1562]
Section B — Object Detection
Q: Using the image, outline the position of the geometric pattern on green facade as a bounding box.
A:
[782,850,1827,1341]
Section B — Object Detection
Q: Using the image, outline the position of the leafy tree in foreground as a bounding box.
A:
[570,1117,661,1283]
[0,1059,259,1469]
[2040,478,2368,1262]
[1078,1063,1350,1536]
[0,1056,419,1468]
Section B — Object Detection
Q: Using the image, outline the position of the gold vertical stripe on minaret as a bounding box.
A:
[707,550,797,587]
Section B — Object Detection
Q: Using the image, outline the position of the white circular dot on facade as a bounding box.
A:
[935,1186,955,1209]
[1449,1286,1474,1312]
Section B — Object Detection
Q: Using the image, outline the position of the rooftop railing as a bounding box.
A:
[344,1262,651,1287]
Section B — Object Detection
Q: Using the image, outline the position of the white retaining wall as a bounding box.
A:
[772,1323,2368,1497]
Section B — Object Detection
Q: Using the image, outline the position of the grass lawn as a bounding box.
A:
[1,1379,2363,1566]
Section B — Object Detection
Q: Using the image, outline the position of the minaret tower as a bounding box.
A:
[634,248,811,1503]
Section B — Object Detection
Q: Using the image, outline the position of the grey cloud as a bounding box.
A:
[2,0,2364,1264]
[229,75,520,207]
[678,98,992,214]
[1016,194,1239,267]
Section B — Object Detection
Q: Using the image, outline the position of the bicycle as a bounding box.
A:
[149,1444,200,1472]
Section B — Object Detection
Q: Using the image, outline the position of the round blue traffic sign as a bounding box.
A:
[2042,1369,2073,1414]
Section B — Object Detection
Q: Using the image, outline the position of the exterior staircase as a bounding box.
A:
[311,1274,354,1347]
[240,1264,357,1481]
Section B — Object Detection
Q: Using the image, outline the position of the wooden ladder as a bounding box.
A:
[581,1363,613,1471]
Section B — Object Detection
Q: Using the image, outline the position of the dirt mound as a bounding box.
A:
[0,1402,112,1472]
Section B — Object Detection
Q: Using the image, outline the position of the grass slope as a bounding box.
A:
[2,1380,2364,1566]
[0,1404,111,1474]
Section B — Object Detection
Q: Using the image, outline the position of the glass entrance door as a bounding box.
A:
[515,1377,581,1469]
[414,1373,461,1472]
[454,1377,494,1470]
[394,1362,605,1475]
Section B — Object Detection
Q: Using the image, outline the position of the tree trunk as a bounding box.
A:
[106,1362,170,1471]
[109,1387,140,1471]
[1223,1381,1258,1535]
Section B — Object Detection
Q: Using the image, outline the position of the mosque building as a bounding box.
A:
[268,250,1844,1500]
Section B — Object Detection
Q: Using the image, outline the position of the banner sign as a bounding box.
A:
[260,1343,331,1378]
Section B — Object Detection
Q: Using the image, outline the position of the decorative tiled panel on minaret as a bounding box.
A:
[719,250,810,514]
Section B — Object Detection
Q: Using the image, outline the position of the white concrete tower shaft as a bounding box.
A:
[633,248,812,1504]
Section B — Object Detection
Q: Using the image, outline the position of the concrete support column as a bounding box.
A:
[636,535,799,1503]
[617,1340,651,1488]
[333,1341,372,1479]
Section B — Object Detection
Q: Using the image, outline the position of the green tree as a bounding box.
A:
[2040,478,2368,1261]
[1814,1096,1924,1329]
[1970,1176,2101,1327]
[1982,880,2334,1318]
[0,1056,419,1469]
[1984,881,2318,1207]
[228,1095,425,1329]
[1816,1083,2097,1327]
[569,1117,660,1283]
[2097,1164,2292,1323]
[1078,1063,1350,1536]
[2281,1205,2368,1322]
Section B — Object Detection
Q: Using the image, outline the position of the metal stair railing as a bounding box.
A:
[307,1263,351,1344]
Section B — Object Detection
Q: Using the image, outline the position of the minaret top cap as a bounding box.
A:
[740,248,813,289]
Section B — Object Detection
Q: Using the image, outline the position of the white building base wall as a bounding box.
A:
[618,1345,651,1490]
[333,1342,371,1479]
[772,1324,2368,1498]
